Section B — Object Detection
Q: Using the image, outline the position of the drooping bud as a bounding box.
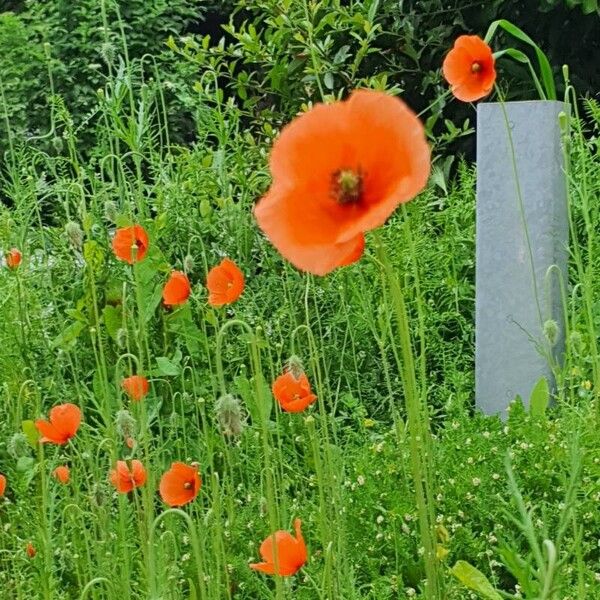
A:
[116,328,127,349]
[65,221,84,249]
[543,319,559,347]
[7,433,30,460]
[103,200,117,223]
[286,355,305,380]
[115,409,136,442]
[569,330,583,353]
[183,254,195,274]
[214,394,245,437]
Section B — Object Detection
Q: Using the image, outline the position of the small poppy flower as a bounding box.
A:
[272,371,317,413]
[109,459,147,493]
[250,519,307,576]
[206,259,245,307]
[5,248,22,269]
[26,543,36,558]
[112,225,149,264]
[35,403,81,445]
[159,462,201,507]
[254,89,430,275]
[122,375,150,402]
[53,465,70,485]
[0,474,6,497]
[163,271,191,306]
[442,35,496,102]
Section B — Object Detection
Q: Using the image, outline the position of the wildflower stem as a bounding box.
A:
[373,231,442,598]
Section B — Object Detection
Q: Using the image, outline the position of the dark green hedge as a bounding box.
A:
[0,0,597,157]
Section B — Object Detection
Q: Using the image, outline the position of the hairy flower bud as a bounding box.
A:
[286,355,305,380]
[543,319,559,347]
[214,394,245,437]
[183,254,195,274]
[65,221,84,249]
[7,433,30,460]
[115,409,136,441]
[103,200,117,223]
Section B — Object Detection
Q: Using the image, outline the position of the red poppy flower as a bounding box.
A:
[112,225,149,264]
[35,403,81,445]
[206,259,245,307]
[250,519,307,576]
[26,543,36,558]
[0,474,6,497]
[159,462,201,507]
[109,460,147,493]
[254,89,430,275]
[163,271,191,306]
[442,35,496,102]
[53,465,70,485]
[122,375,150,402]
[5,248,22,269]
[272,372,317,413]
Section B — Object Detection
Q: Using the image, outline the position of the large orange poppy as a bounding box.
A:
[442,35,496,102]
[163,271,191,306]
[272,371,317,413]
[0,474,6,496]
[250,519,307,576]
[122,375,150,402]
[5,248,22,269]
[159,462,201,506]
[112,225,149,264]
[206,259,245,307]
[254,89,430,275]
[53,465,70,485]
[109,460,147,493]
[35,403,81,445]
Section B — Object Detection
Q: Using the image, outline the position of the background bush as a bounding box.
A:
[1,0,598,158]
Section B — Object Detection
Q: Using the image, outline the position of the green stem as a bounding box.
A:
[373,232,441,598]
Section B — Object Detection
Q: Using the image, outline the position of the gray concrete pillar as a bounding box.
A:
[475,101,568,416]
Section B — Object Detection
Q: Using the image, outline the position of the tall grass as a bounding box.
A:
[1,17,600,600]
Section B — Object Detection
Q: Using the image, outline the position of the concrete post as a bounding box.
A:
[475,101,568,416]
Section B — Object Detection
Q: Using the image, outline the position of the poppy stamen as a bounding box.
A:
[183,481,193,490]
[332,169,363,205]
[471,61,482,73]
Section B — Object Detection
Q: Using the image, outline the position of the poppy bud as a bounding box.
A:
[116,328,127,349]
[103,201,117,223]
[286,355,305,379]
[65,221,84,249]
[543,319,559,347]
[569,331,583,353]
[183,254,195,273]
[115,409,136,441]
[7,433,30,460]
[214,394,245,437]
[26,543,36,558]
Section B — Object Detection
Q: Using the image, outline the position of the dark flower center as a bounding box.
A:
[332,169,363,205]
[183,481,193,490]
[471,62,482,73]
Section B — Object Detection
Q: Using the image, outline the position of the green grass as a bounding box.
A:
[1,24,600,600]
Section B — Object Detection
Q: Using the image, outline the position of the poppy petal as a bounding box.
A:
[35,420,65,444]
[282,394,317,413]
[49,403,81,438]
[250,562,277,575]
[163,271,191,306]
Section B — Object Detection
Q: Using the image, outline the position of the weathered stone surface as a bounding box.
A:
[476,101,567,416]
